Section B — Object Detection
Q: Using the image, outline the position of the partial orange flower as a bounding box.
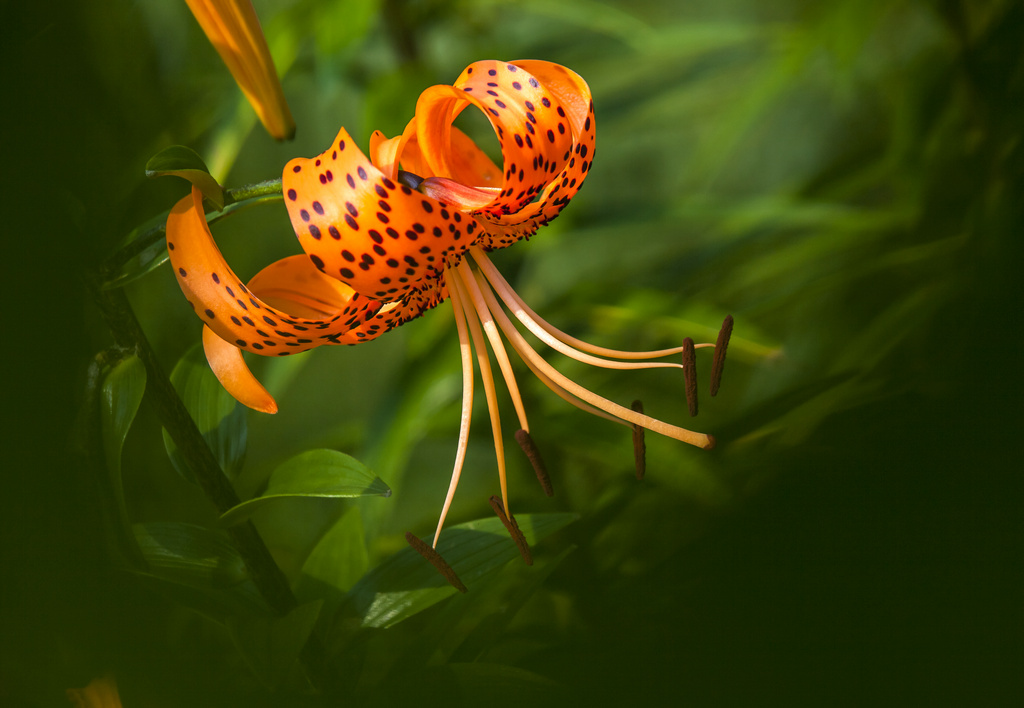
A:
[167,60,725,545]
[66,675,122,708]
[184,0,295,141]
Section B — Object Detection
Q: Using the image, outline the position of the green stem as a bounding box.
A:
[100,179,283,285]
[223,178,283,205]
[87,275,325,686]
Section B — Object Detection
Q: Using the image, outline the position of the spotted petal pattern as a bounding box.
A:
[167,59,596,412]
[167,187,382,357]
[283,128,480,302]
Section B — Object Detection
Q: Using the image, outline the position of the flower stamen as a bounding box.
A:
[453,261,530,433]
[682,337,698,417]
[469,264,716,449]
[449,270,511,519]
[515,429,553,497]
[489,496,532,566]
[631,400,647,480]
[472,249,689,372]
[710,315,734,397]
[405,532,467,593]
[431,277,475,548]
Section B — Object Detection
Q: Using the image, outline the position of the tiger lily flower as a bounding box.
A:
[167,60,722,547]
[184,0,295,141]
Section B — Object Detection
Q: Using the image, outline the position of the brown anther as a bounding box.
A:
[682,337,698,417]
[710,315,733,397]
[404,531,468,593]
[515,429,553,497]
[631,399,646,480]
[489,496,533,565]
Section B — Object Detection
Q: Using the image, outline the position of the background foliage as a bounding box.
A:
[4,0,1022,705]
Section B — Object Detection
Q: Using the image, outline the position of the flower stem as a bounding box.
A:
[100,179,283,286]
[87,273,325,686]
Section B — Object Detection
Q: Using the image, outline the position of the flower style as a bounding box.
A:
[166,60,725,547]
[184,0,295,140]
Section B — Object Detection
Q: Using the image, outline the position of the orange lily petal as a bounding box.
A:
[281,128,481,302]
[202,324,277,413]
[184,0,295,141]
[416,61,575,217]
[368,129,404,181]
[394,123,503,189]
[167,186,382,358]
[342,276,450,343]
[469,61,596,249]
[247,253,369,319]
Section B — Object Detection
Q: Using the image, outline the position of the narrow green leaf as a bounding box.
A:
[294,507,368,603]
[162,344,247,483]
[346,513,578,628]
[130,522,273,619]
[219,449,391,527]
[227,601,323,690]
[99,354,146,499]
[145,145,224,209]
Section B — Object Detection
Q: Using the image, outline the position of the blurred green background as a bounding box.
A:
[4,0,1022,705]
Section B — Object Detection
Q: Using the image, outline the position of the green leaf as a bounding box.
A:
[219,449,391,527]
[346,513,578,628]
[130,522,273,619]
[99,354,146,509]
[145,145,224,209]
[226,601,323,690]
[162,344,247,483]
[294,507,369,603]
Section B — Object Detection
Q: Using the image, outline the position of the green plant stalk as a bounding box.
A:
[101,179,283,284]
[87,275,325,685]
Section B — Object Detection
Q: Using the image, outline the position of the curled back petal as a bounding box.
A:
[415,60,576,221]
[394,124,503,190]
[202,324,277,413]
[369,119,417,181]
[282,128,482,302]
[166,186,380,358]
[470,61,596,250]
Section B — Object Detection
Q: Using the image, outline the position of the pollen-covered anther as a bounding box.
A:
[489,496,532,566]
[631,400,646,481]
[710,315,734,397]
[405,531,468,593]
[396,170,424,190]
[515,429,553,497]
[682,337,698,417]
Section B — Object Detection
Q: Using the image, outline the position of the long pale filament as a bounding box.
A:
[432,275,475,547]
[472,247,714,359]
[429,251,717,546]
[449,269,511,518]
[454,260,530,433]
[471,265,715,449]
